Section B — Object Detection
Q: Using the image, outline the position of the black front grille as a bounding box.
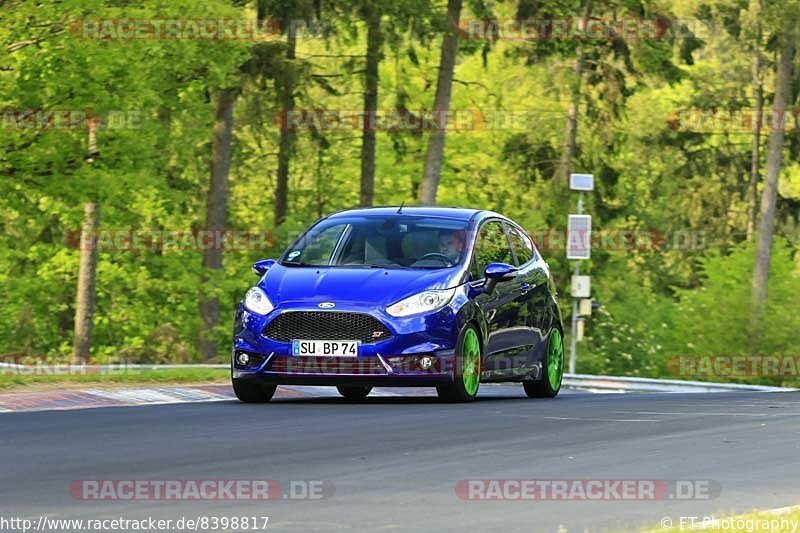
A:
[262,311,392,343]
[269,356,387,375]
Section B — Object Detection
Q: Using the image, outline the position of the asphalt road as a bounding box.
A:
[2,387,800,532]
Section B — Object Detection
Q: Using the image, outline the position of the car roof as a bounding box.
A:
[326,206,484,222]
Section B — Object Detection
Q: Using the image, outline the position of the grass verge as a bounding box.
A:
[0,367,229,392]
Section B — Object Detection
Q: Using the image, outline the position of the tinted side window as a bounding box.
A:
[473,221,514,277]
[469,254,482,281]
[507,226,534,265]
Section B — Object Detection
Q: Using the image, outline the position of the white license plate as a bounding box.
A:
[292,340,359,357]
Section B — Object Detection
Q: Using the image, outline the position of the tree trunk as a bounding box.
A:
[746,23,763,242]
[359,6,382,207]
[751,38,795,332]
[558,1,591,183]
[73,202,100,363]
[418,0,463,206]
[199,88,236,361]
[275,21,297,226]
[86,115,100,161]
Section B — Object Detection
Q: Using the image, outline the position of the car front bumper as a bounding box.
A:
[232,355,456,387]
[231,300,464,386]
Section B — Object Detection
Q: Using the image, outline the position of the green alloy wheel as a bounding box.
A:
[437,326,481,402]
[523,328,563,398]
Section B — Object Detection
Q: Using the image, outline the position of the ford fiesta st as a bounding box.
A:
[231,207,564,402]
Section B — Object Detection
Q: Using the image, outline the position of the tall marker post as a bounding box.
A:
[567,174,593,374]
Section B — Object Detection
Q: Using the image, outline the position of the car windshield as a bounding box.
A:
[281,215,471,269]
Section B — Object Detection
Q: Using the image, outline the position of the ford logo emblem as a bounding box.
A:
[318,302,335,309]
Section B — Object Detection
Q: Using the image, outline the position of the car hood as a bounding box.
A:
[260,265,464,306]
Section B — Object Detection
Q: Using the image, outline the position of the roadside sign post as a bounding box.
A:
[567,174,593,374]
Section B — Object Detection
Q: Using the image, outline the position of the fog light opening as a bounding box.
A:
[236,352,250,366]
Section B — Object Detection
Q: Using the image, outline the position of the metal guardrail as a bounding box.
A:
[563,373,794,393]
[0,362,792,392]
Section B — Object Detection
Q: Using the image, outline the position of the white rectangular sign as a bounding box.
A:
[570,173,594,191]
[571,275,591,298]
[567,214,592,260]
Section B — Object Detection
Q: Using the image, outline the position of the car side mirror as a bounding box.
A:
[483,262,518,294]
[252,259,276,276]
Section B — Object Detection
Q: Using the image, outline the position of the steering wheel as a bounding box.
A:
[417,252,455,266]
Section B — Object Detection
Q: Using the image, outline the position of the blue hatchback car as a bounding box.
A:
[232,207,564,402]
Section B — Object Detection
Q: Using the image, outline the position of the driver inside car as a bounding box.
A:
[438,229,466,264]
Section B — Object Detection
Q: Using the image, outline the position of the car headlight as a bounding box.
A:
[386,288,456,317]
[244,286,274,315]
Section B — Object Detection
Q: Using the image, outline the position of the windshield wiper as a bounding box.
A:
[282,260,318,267]
[337,263,412,269]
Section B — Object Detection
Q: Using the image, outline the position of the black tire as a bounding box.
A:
[232,379,277,403]
[336,385,372,400]
[435,385,460,402]
[524,327,564,398]
[523,379,554,398]
[436,325,482,403]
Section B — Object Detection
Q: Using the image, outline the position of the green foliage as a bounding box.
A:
[582,239,800,385]
[1,0,798,384]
